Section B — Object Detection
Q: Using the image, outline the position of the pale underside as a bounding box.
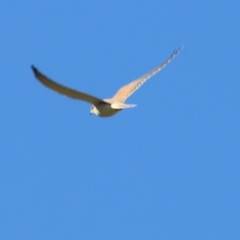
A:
[31,47,182,117]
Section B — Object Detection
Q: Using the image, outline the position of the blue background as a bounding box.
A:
[1,1,240,239]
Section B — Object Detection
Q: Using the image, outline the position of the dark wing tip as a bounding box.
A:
[31,65,38,75]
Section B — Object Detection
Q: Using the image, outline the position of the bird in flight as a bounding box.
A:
[31,47,182,117]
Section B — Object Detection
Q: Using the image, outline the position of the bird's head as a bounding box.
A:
[90,105,99,116]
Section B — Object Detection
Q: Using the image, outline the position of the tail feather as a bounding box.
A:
[111,102,137,109]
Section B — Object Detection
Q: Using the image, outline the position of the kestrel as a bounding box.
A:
[31,47,182,117]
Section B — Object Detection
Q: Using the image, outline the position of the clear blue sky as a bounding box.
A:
[1,1,239,239]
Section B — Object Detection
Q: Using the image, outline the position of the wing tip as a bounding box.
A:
[31,65,38,75]
[174,45,183,55]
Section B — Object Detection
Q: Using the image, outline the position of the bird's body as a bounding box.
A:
[31,47,182,117]
[91,100,121,117]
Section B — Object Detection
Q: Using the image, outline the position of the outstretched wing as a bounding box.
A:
[31,65,103,105]
[112,47,182,102]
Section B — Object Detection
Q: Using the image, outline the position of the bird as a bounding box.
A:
[31,47,182,117]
